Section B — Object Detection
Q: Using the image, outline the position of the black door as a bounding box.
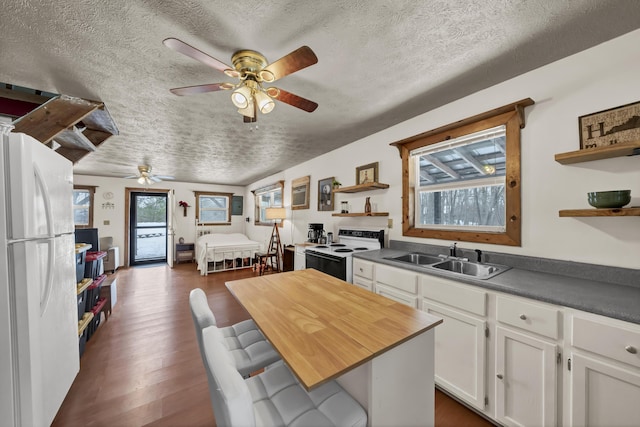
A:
[130,192,168,266]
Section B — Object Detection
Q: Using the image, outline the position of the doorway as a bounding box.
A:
[129,192,168,266]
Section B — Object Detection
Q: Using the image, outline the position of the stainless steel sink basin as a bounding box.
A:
[431,259,509,279]
[386,253,443,265]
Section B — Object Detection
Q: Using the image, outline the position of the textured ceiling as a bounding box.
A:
[1,1,639,185]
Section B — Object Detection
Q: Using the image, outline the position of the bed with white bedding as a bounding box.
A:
[195,232,262,275]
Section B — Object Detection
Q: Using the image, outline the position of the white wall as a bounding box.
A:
[246,29,640,269]
[73,175,245,266]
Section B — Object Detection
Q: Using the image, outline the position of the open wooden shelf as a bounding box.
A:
[559,207,640,217]
[331,212,389,217]
[554,140,640,164]
[332,182,390,193]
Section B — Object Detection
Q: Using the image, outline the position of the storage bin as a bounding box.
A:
[84,251,107,280]
[85,274,106,313]
[76,278,93,320]
[86,298,107,341]
[75,250,86,283]
[78,312,94,356]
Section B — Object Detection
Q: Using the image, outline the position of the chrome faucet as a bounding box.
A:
[475,249,483,263]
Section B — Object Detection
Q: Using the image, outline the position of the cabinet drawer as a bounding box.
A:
[572,314,640,368]
[375,284,419,308]
[353,258,373,280]
[496,295,559,339]
[420,275,486,317]
[352,276,373,292]
[375,264,417,294]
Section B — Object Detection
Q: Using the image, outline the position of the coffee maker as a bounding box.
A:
[307,223,324,243]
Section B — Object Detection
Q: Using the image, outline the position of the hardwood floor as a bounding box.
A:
[53,263,494,426]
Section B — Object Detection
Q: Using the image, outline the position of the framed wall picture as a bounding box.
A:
[356,162,378,185]
[291,175,310,210]
[318,177,334,211]
[579,100,640,149]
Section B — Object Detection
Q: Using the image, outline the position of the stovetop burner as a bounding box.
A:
[353,247,369,250]
[334,248,354,253]
[315,245,329,249]
[330,243,346,247]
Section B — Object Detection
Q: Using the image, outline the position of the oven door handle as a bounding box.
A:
[306,251,342,262]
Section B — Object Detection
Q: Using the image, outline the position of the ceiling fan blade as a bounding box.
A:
[163,38,233,73]
[169,83,232,96]
[267,87,318,112]
[155,175,175,180]
[123,175,138,179]
[260,46,318,82]
[150,176,163,183]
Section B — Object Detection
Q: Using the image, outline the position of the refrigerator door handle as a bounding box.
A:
[33,163,56,314]
[33,163,54,238]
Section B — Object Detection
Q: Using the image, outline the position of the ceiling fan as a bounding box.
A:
[163,38,318,122]
[124,165,175,185]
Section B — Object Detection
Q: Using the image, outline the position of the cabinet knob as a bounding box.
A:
[626,345,637,354]
[359,268,364,272]
[497,374,503,380]
[519,314,527,320]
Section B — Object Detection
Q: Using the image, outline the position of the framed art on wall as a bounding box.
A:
[291,175,310,210]
[579,100,640,149]
[356,162,378,185]
[318,177,334,211]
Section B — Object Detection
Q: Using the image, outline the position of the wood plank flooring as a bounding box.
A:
[53,263,494,426]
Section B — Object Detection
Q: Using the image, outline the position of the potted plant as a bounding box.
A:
[332,179,341,189]
[178,200,190,216]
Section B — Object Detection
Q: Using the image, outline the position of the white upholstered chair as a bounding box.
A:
[201,325,368,427]
[99,236,119,273]
[189,288,280,378]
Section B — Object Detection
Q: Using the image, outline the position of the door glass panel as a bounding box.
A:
[130,193,167,264]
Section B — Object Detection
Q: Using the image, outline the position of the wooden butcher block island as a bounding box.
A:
[226,268,442,426]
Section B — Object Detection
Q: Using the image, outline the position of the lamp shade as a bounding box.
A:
[265,207,286,220]
[231,85,252,109]
[254,90,275,114]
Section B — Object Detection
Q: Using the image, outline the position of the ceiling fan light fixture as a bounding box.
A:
[258,69,275,83]
[238,99,256,118]
[254,90,275,114]
[231,84,252,109]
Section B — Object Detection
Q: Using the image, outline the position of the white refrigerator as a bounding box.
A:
[0,124,79,426]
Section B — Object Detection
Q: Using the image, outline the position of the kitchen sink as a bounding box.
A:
[431,259,510,279]
[385,253,443,265]
[386,252,510,279]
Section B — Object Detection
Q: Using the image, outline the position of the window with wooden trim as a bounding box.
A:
[195,191,232,225]
[252,181,284,226]
[390,99,534,246]
[73,185,96,228]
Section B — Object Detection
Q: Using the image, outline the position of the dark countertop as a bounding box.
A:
[354,248,640,325]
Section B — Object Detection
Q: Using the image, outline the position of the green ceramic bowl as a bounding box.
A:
[587,190,631,209]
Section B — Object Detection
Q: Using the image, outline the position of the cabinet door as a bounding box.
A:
[352,276,373,292]
[495,326,558,427]
[423,301,486,411]
[375,283,418,308]
[569,352,640,427]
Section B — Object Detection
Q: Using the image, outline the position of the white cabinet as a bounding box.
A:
[495,295,560,427]
[374,264,418,308]
[352,258,373,291]
[565,311,640,427]
[495,326,558,427]
[421,275,488,411]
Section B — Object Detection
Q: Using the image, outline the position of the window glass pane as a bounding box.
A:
[72,189,90,226]
[418,183,505,230]
[198,194,229,223]
[135,195,167,226]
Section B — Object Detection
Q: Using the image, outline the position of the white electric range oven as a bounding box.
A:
[304,228,384,283]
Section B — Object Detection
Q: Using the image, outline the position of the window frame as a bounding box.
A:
[73,185,96,229]
[391,99,533,246]
[194,191,233,225]
[252,181,284,226]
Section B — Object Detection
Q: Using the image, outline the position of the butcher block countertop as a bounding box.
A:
[226,268,442,390]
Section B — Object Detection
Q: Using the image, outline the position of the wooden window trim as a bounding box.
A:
[251,181,284,226]
[390,99,534,246]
